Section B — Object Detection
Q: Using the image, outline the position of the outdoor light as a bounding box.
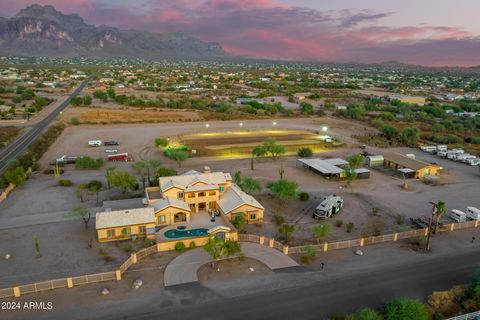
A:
[273,121,277,126]
[322,126,328,132]
[205,123,210,128]
[239,122,243,127]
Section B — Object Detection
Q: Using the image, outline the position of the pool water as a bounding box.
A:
[164,227,209,239]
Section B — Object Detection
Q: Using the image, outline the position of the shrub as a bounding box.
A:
[383,297,429,320]
[346,222,354,233]
[189,241,196,249]
[58,179,73,187]
[297,147,313,158]
[300,244,317,264]
[142,238,155,248]
[75,156,104,169]
[396,214,406,225]
[175,242,186,252]
[273,215,285,226]
[335,220,344,228]
[155,137,169,148]
[121,243,134,253]
[70,117,80,125]
[299,191,310,201]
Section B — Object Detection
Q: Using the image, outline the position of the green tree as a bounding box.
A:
[232,214,247,232]
[401,127,420,147]
[5,166,26,187]
[108,170,137,193]
[383,297,429,320]
[300,102,314,115]
[147,159,162,182]
[468,267,480,303]
[354,308,383,320]
[86,180,103,204]
[263,138,286,160]
[234,170,242,185]
[155,137,169,148]
[252,145,267,158]
[156,167,177,177]
[382,125,399,140]
[76,184,88,202]
[203,236,241,265]
[278,223,295,243]
[93,90,108,102]
[70,207,92,229]
[168,149,189,167]
[269,179,299,201]
[312,223,331,244]
[297,147,313,158]
[241,178,262,194]
[301,244,317,263]
[132,161,148,189]
[346,154,365,169]
[344,168,358,187]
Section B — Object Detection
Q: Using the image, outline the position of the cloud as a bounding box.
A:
[1,0,479,66]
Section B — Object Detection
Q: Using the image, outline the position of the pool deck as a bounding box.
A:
[156,211,232,242]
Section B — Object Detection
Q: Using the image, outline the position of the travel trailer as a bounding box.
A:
[88,140,102,147]
[313,195,343,219]
[449,209,467,223]
[466,207,480,221]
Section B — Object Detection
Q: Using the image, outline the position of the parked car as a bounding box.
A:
[105,149,118,153]
[104,140,119,146]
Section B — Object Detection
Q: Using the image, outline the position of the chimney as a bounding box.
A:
[203,166,211,173]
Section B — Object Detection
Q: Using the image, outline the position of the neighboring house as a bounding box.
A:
[146,168,264,224]
[96,208,156,242]
[383,152,442,179]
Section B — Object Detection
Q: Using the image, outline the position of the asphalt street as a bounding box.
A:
[0,78,90,174]
[112,249,479,320]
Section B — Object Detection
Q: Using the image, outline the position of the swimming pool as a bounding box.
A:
[164,227,209,239]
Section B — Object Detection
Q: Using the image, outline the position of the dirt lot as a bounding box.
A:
[64,107,202,124]
[198,257,273,284]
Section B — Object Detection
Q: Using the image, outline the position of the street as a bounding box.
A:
[0,77,90,174]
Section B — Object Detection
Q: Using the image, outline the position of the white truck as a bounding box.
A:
[466,207,480,221]
[88,140,102,147]
[313,195,343,219]
[436,145,448,152]
[446,149,464,160]
[449,209,467,222]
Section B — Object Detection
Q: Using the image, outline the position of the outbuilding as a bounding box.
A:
[366,155,384,167]
[383,152,442,179]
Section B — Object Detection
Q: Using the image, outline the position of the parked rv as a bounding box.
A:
[88,140,102,147]
[107,153,129,162]
[421,145,437,153]
[466,158,480,166]
[313,195,343,219]
[436,145,448,152]
[449,209,467,222]
[466,207,480,221]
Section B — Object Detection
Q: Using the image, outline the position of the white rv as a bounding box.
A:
[437,151,447,158]
[313,195,343,219]
[455,154,476,163]
[88,140,102,147]
[421,146,437,153]
[466,158,480,166]
[449,209,467,222]
[466,207,480,221]
[436,145,448,152]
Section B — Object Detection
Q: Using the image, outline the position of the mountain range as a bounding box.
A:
[0,4,229,59]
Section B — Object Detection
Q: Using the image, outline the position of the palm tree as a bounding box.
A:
[132,161,148,189]
[434,200,446,233]
[147,159,162,183]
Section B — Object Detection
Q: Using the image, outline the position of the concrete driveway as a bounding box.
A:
[164,242,298,287]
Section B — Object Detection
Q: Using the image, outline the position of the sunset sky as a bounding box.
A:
[2,0,480,66]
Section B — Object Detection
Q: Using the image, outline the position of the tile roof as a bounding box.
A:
[96,208,155,229]
[159,171,232,192]
[217,184,264,214]
[148,197,190,212]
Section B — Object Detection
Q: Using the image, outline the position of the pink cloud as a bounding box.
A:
[1,0,479,66]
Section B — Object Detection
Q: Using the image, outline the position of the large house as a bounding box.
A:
[146,168,264,225]
[96,168,264,242]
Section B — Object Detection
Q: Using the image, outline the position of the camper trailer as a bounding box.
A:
[466,207,480,221]
[420,146,437,153]
[313,195,343,219]
[88,140,102,147]
[466,158,480,166]
[436,145,448,152]
[449,209,467,222]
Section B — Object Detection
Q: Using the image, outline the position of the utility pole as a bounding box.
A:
[425,202,437,251]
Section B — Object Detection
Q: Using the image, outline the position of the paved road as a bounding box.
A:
[119,249,480,320]
[0,77,91,174]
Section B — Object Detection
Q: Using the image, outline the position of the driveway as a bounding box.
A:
[164,242,298,287]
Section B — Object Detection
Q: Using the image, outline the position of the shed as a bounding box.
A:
[354,168,371,179]
[366,155,384,167]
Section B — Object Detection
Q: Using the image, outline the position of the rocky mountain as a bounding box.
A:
[0,4,229,59]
